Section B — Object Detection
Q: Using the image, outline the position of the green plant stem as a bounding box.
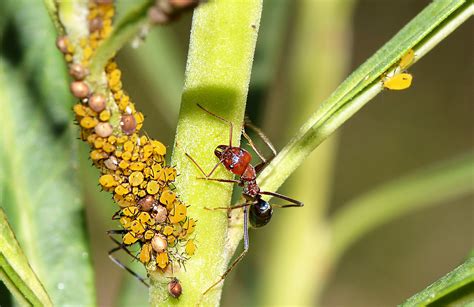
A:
[257,0,472,196]
[330,153,474,262]
[401,255,474,306]
[257,0,354,305]
[148,0,262,305]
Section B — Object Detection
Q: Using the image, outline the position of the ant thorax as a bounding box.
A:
[215,145,252,176]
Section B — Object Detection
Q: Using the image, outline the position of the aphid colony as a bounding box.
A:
[55,0,196,281]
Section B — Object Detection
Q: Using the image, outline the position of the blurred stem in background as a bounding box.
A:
[258,0,355,305]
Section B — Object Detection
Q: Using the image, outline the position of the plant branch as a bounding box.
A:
[257,0,472,195]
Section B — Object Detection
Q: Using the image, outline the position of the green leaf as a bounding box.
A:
[0,209,53,306]
[0,59,96,305]
[8,0,73,125]
[257,0,472,195]
[400,256,474,306]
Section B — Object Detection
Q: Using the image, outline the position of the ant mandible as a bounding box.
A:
[185,104,303,296]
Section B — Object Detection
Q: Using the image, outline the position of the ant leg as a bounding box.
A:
[185,152,223,178]
[108,246,149,287]
[201,206,249,297]
[259,191,304,207]
[204,202,251,211]
[196,177,240,184]
[106,230,149,287]
[242,118,277,173]
[197,104,233,147]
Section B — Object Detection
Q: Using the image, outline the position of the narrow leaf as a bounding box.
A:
[0,209,52,306]
[400,256,474,306]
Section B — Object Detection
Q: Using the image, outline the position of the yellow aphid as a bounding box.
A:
[152,164,162,178]
[140,135,148,145]
[185,239,196,256]
[182,218,196,236]
[94,138,104,149]
[399,49,415,70]
[80,117,98,129]
[102,142,115,153]
[144,229,155,240]
[114,184,130,196]
[122,206,139,217]
[129,171,144,186]
[124,140,134,152]
[108,135,117,144]
[119,160,129,169]
[137,212,153,225]
[138,190,147,198]
[123,232,139,245]
[73,104,86,117]
[90,150,107,161]
[163,225,173,236]
[160,189,176,207]
[143,145,154,160]
[99,110,111,122]
[130,162,145,171]
[135,112,145,124]
[146,180,160,195]
[151,140,166,155]
[117,135,128,144]
[139,243,152,264]
[130,220,145,234]
[122,151,132,161]
[384,73,413,90]
[156,252,169,269]
[169,202,187,224]
[99,174,117,188]
[165,167,177,182]
[120,216,131,229]
[143,167,153,178]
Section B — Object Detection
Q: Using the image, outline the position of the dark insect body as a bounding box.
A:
[186,104,303,297]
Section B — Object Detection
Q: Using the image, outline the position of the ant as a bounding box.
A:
[186,104,303,296]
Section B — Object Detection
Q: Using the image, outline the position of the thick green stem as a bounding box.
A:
[149,1,262,305]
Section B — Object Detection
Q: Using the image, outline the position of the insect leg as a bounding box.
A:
[259,190,304,207]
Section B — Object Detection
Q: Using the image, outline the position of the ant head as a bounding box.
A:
[214,145,229,159]
[249,198,273,228]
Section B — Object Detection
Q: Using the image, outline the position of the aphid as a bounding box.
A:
[186,104,303,296]
[120,114,137,135]
[69,63,88,80]
[94,122,113,138]
[383,49,415,90]
[168,277,182,299]
[70,81,90,98]
[88,94,107,112]
[383,73,413,90]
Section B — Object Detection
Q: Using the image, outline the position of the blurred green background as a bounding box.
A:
[1,0,472,306]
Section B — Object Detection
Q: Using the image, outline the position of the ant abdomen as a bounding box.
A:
[249,198,273,228]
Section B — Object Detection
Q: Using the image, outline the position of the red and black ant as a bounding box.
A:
[186,104,303,296]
